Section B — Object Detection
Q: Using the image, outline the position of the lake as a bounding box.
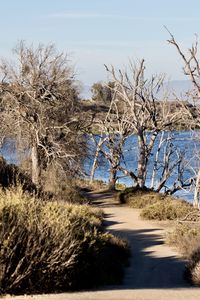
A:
[1,131,199,203]
[85,131,200,203]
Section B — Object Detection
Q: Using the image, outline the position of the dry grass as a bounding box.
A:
[167,223,200,257]
[0,187,129,294]
[41,166,88,204]
[75,178,108,191]
[187,249,200,285]
[167,223,200,286]
[117,187,170,207]
[141,199,194,221]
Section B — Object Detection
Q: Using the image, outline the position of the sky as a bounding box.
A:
[0,0,200,86]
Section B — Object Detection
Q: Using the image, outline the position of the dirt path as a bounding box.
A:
[4,191,200,300]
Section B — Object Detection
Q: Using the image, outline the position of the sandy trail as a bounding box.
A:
[88,191,189,289]
[4,190,200,300]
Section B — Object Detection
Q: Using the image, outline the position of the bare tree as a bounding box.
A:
[89,61,188,193]
[167,29,200,102]
[0,42,84,186]
[167,30,200,206]
[151,132,192,194]
[89,134,107,184]
[105,60,182,189]
[89,84,133,190]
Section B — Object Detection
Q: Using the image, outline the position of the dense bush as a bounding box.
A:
[74,178,108,192]
[41,166,88,204]
[0,156,37,193]
[0,187,129,294]
[70,232,129,289]
[187,248,200,285]
[117,187,167,207]
[167,223,200,285]
[167,224,200,257]
[140,199,194,221]
[54,184,88,204]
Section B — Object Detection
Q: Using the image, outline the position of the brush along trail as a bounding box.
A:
[4,190,200,300]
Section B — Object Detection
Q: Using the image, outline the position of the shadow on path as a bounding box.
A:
[87,190,191,290]
[108,227,189,289]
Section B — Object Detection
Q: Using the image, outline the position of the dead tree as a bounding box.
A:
[89,62,187,192]
[89,134,107,184]
[168,30,200,206]
[105,60,182,189]
[0,42,84,186]
[151,132,192,194]
[89,84,133,190]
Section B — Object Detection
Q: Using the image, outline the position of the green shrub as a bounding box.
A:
[0,187,128,294]
[140,199,194,221]
[0,156,37,193]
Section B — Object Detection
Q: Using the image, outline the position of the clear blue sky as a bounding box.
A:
[0,0,200,85]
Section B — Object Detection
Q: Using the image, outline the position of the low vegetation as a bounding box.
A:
[118,187,194,221]
[0,187,129,295]
[167,223,200,257]
[187,248,200,286]
[140,199,194,221]
[74,178,108,192]
[117,187,167,208]
[167,222,200,286]
[0,156,37,193]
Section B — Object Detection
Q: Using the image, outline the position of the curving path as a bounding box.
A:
[4,190,200,300]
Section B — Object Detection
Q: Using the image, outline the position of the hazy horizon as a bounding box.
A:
[80,79,194,100]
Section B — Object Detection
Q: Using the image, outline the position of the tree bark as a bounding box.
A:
[137,134,147,188]
[108,166,117,190]
[151,133,163,189]
[31,145,40,186]
[194,169,200,208]
[90,136,106,184]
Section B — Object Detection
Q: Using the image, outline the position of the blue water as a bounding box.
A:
[85,131,200,203]
[1,132,200,203]
[0,139,18,164]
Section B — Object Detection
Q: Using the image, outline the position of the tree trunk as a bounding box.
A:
[137,134,147,189]
[31,145,40,186]
[194,169,200,208]
[90,154,98,184]
[151,132,164,190]
[89,137,106,184]
[108,167,117,190]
